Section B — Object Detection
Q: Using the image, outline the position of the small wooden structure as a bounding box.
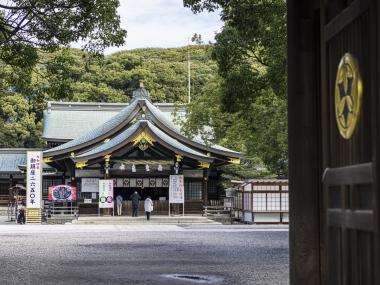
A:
[232,179,289,224]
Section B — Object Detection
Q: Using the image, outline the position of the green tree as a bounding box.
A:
[0,0,126,68]
[0,45,220,147]
[184,0,288,176]
[0,93,41,147]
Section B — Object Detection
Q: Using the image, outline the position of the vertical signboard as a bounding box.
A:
[169,175,184,203]
[98,179,114,209]
[26,151,42,223]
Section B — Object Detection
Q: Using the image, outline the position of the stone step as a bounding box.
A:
[73,220,218,224]
[71,215,220,225]
[0,207,10,216]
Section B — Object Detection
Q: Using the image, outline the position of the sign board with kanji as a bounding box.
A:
[98,179,114,209]
[26,151,42,209]
[169,175,184,204]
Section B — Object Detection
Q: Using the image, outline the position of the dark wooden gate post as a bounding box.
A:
[288,1,321,284]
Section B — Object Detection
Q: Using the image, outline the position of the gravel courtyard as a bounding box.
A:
[0,224,289,285]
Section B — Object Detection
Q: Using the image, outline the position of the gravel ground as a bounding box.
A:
[0,225,289,285]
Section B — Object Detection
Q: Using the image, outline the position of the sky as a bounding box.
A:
[71,0,223,55]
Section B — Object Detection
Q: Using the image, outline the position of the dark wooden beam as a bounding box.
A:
[324,0,369,41]
[288,1,321,284]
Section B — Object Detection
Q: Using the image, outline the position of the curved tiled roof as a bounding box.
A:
[74,122,141,159]
[147,121,213,161]
[145,100,243,157]
[44,99,140,156]
[43,87,243,160]
[75,120,213,162]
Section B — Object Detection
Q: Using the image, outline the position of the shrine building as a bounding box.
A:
[0,87,243,214]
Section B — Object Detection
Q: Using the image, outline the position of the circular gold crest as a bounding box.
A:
[335,53,363,140]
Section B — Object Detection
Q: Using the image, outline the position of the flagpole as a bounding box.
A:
[187,38,191,104]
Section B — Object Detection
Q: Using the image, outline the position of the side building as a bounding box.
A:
[0,87,243,214]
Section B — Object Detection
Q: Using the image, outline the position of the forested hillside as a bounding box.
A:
[0,45,217,147]
[0,43,287,178]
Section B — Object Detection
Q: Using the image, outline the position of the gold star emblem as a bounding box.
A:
[334,53,363,140]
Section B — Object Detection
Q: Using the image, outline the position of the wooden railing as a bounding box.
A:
[203,205,232,217]
[0,195,24,205]
[44,206,79,218]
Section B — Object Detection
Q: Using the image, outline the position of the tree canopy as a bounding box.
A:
[0,46,217,148]
[183,0,288,177]
[0,0,126,69]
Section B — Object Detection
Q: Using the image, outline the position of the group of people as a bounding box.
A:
[115,191,153,220]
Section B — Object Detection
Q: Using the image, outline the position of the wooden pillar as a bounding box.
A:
[202,169,208,206]
[288,1,321,284]
[9,174,13,188]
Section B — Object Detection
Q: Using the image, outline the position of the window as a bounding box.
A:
[185,181,202,200]
[43,178,64,196]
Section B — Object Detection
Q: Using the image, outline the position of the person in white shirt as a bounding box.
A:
[144,196,153,220]
[116,194,123,216]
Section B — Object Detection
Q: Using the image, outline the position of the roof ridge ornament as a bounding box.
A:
[131,85,152,103]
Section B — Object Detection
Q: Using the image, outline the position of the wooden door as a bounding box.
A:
[320,0,379,284]
[288,0,380,284]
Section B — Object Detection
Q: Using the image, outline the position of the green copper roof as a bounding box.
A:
[44,99,140,156]
[145,99,243,157]
[43,87,243,162]
[0,152,27,173]
[74,120,213,162]
[0,149,53,173]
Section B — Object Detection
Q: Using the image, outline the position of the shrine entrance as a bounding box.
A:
[114,187,169,201]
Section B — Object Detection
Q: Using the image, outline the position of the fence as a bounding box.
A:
[43,203,78,223]
[231,180,289,224]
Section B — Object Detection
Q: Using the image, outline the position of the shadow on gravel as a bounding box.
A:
[161,274,225,284]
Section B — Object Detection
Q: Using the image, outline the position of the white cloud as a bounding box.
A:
[71,0,223,54]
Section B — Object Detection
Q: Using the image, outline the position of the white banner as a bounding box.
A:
[81,178,99,192]
[26,151,42,209]
[99,180,114,208]
[169,175,184,204]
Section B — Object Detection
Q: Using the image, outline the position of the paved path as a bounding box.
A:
[0,224,289,285]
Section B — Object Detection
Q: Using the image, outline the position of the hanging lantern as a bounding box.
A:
[158,164,163,172]
[132,164,136,172]
[145,164,150,172]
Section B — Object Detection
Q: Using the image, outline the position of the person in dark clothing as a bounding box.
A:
[17,207,25,224]
[129,191,141,217]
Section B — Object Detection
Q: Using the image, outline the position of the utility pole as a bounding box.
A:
[187,37,191,104]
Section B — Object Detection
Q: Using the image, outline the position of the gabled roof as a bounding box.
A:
[42,101,184,141]
[44,99,140,156]
[144,98,243,158]
[43,88,243,167]
[73,121,213,162]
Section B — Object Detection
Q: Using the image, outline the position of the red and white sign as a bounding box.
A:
[48,185,77,201]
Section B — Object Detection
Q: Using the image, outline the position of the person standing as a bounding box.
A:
[129,191,141,217]
[144,196,153,221]
[116,194,123,216]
